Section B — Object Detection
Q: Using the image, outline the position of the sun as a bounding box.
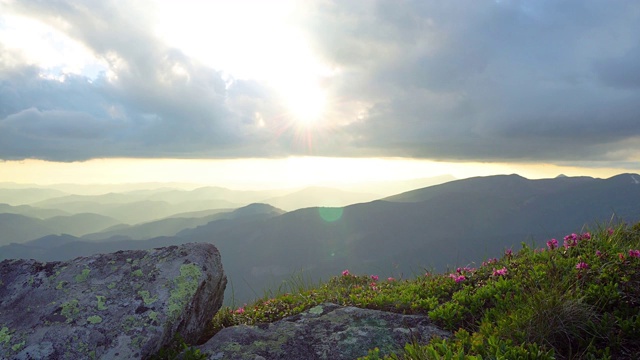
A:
[282,83,327,125]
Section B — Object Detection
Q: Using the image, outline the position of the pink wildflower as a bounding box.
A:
[595,250,602,257]
[482,258,498,267]
[387,277,395,282]
[455,275,466,283]
[547,239,558,250]
[492,267,508,277]
[342,269,350,276]
[608,228,614,236]
[564,234,579,249]
[234,307,245,314]
[581,232,591,240]
[505,249,513,257]
[575,262,589,270]
[619,253,625,261]
[629,249,640,258]
[370,274,379,281]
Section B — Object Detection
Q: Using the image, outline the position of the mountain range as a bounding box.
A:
[1,173,639,304]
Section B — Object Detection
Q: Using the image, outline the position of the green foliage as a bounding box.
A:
[162,222,640,359]
[149,334,206,360]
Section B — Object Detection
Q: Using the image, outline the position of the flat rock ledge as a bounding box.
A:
[197,303,450,360]
[0,242,226,360]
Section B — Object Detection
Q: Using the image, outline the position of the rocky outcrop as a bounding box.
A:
[196,303,450,359]
[0,243,226,360]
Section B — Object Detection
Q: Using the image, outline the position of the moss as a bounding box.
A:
[309,305,324,315]
[138,290,158,306]
[168,264,202,320]
[96,295,107,310]
[11,340,25,352]
[148,311,159,324]
[0,326,11,347]
[56,281,67,290]
[107,282,116,289]
[132,269,144,277]
[75,268,91,283]
[122,315,139,333]
[54,266,67,278]
[87,315,102,324]
[131,335,145,349]
[60,300,80,323]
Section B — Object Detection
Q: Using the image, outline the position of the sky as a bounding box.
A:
[1,0,639,189]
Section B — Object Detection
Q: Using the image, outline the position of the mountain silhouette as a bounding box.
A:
[2,174,639,304]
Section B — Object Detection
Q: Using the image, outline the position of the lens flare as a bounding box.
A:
[318,207,343,222]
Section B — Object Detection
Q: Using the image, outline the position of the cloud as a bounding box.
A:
[1,0,640,164]
[0,0,298,161]
[298,0,640,162]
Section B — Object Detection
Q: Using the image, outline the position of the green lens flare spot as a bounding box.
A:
[318,207,343,222]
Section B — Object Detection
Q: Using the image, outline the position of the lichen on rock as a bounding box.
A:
[0,243,226,359]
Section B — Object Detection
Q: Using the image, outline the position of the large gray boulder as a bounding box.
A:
[0,243,226,359]
[197,303,450,359]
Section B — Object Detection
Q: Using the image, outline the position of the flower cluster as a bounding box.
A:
[448,266,475,283]
[575,262,589,270]
[629,249,640,258]
[342,269,350,276]
[563,232,591,249]
[492,267,508,277]
[481,258,498,267]
[547,239,558,250]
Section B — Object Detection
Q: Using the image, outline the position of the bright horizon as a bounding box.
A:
[1,1,639,188]
[0,157,634,192]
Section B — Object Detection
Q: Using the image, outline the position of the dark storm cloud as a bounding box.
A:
[1,0,640,163]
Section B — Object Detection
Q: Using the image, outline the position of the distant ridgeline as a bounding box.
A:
[1,173,639,305]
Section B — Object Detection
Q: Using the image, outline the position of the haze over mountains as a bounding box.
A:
[1,174,639,304]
